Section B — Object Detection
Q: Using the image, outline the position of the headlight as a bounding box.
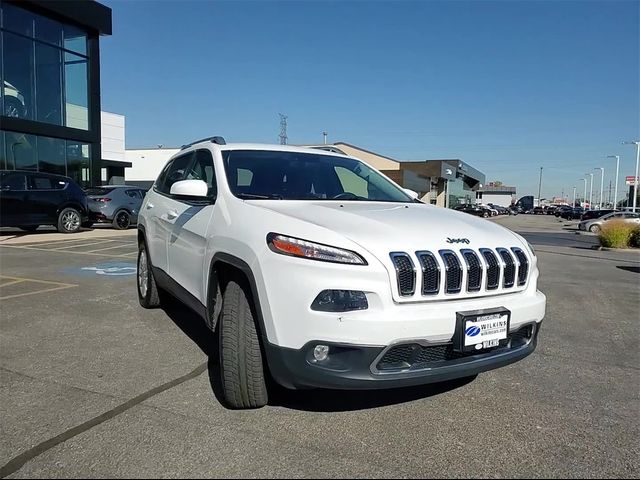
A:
[267,233,367,265]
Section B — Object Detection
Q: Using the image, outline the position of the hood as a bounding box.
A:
[251,200,525,257]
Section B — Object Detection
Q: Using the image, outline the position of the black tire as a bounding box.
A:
[137,241,161,308]
[18,225,38,232]
[482,211,489,218]
[589,224,601,233]
[219,280,268,409]
[57,208,81,233]
[113,210,131,230]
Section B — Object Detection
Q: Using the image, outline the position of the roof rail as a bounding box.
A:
[180,136,226,150]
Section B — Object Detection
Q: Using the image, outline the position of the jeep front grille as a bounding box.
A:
[390,252,416,296]
[389,247,531,300]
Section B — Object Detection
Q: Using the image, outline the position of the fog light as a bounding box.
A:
[313,344,330,362]
[311,290,368,312]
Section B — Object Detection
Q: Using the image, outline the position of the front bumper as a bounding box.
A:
[266,322,541,390]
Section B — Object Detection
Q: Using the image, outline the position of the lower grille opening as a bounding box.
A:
[376,324,535,373]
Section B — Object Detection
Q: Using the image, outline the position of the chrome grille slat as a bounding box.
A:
[461,249,483,292]
[439,250,463,294]
[416,251,440,295]
[497,248,516,288]
[512,248,529,286]
[390,252,416,296]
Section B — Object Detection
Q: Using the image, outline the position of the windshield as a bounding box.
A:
[222,150,412,202]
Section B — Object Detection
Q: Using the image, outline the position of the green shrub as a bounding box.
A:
[598,220,635,248]
[630,226,640,248]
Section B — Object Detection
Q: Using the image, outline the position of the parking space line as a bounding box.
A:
[0,244,133,259]
[0,279,26,287]
[0,285,77,301]
[84,243,137,253]
[0,275,77,287]
[51,240,119,251]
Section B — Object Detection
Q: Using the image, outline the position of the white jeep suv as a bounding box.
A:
[137,137,546,409]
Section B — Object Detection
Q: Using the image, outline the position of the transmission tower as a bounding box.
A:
[278,113,288,145]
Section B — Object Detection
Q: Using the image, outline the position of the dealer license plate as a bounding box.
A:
[455,308,510,352]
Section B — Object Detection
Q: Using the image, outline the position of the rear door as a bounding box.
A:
[26,174,67,224]
[0,172,28,226]
[166,149,218,303]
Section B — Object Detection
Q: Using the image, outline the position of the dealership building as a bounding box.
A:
[0,0,112,186]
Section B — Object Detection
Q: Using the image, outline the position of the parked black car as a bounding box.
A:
[555,205,572,217]
[454,204,492,218]
[0,170,89,233]
[561,207,585,220]
[580,209,616,222]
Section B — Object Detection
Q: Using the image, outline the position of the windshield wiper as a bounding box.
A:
[236,193,283,200]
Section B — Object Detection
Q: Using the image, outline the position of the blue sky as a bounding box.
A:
[100,0,639,199]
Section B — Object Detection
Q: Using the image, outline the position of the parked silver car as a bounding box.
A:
[85,186,147,230]
[578,211,640,233]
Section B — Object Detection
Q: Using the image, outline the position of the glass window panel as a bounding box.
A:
[34,14,62,46]
[35,43,63,125]
[2,3,34,37]
[66,141,90,186]
[2,32,34,120]
[37,136,65,175]
[0,132,5,170]
[64,52,88,130]
[5,132,36,170]
[63,24,87,56]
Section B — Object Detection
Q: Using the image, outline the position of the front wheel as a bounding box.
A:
[482,211,489,218]
[219,280,268,409]
[113,210,131,230]
[57,208,81,233]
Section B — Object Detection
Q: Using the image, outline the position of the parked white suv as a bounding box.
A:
[137,137,546,409]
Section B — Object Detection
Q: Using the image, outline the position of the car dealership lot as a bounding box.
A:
[0,216,638,478]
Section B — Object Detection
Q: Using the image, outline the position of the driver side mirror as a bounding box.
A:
[170,179,209,198]
[403,188,419,200]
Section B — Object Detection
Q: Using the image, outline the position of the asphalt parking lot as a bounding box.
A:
[1,215,638,478]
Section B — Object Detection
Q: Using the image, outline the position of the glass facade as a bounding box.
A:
[0,130,91,185]
[447,177,475,208]
[1,2,89,129]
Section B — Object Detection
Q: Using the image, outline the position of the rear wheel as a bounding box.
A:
[219,280,268,409]
[113,210,131,230]
[589,224,601,233]
[482,211,489,218]
[18,225,38,232]
[57,208,81,233]
[137,241,161,308]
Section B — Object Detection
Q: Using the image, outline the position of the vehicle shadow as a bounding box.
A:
[160,296,474,412]
[616,265,640,274]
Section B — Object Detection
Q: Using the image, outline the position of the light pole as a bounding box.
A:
[623,141,640,213]
[585,173,594,209]
[607,155,620,209]
[580,178,587,207]
[537,167,543,206]
[572,186,576,207]
[594,167,604,209]
[323,131,328,145]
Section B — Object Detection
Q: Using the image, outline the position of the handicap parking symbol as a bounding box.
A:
[67,262,137,277]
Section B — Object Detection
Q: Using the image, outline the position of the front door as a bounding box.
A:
[166,148,218,305]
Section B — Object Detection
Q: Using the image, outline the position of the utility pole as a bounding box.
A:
[623,141,640,213]
[607,155,620,209]
[537,167,543,206]
[580,178,587,207]
[608,180,612,207]
[278,113,288,145]
[323,131,328,145]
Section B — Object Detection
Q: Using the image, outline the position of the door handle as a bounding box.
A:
[146,202,154,209]
[167,210,179,220]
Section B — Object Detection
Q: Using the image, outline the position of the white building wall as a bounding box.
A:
[480,193,515,207]
[124,148,178,183]
[101,111,125,161]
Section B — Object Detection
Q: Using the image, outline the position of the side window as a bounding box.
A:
[29,175,57,190]
[156,153,194,195]
[125,189,138,198]
[334,166,369,199]
[137,189,147,199]
[1,174,27,191]
[185,149,217,197]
